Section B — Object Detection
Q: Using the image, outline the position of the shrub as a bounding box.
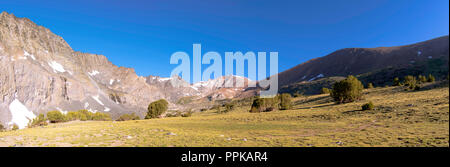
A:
[361,102,374,110]
[47,110,66,123]
[12,124,19,130]
[330,75,364,103]
[222,103,235,113]
[0,124,5,131]
[78,109,94,120]
[250,96,279,113]
[403,75,418,90]
[145,99,168,119]
[427,74,435,82]
[279,93,292,110]
[367,83,374,89]
[418,75,427,83]
[65,111,81,121]
[215,105,223,113]
[181,110,192,117]
[29,114,48,127]
[393,77,401,86]
[321,88,330,94]
[116,113,140,121]
[92,112,111,121]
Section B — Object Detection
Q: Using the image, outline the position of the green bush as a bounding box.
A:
[403,75,418,90]
[367,83,374,89]
[47,110,66,123]
[361,102,375,110]
[250,96,279,113]
[427,74,435,82]
[220,103,235,113]
[116,113,140,121]
[321,88,331,94]
[78,109,94,120]
[330,75,364,103]
[145,99,169,119]
[12,124,19,130]
[279,93,292,110]
[65,111,81,121]
[29,114,48,127]
[393,77,401,86]
[181,110,192,117]
[418,75,427,83]
[92,112,111,121]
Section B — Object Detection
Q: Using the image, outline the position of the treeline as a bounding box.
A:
[28,109,111,128]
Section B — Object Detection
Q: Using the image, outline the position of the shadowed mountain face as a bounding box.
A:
[277,36,449,87]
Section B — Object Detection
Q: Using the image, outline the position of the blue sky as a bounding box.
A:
[1,0,448,81]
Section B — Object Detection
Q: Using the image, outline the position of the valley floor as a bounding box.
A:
[0,85,448,147]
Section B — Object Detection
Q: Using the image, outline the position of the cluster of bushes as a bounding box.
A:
[166,110,182,117]
[330,75,364,103]
[249,93,292,113]
[116,113,140,121]
[1,123,19,131]
[392,74,436,90]
[38,110,111,125]
[146,99,169,119]
[29,114,48,127]
[215,102,236,114]
[165,109,193,117]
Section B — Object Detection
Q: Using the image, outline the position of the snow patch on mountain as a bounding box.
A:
[8,99,36,129]
[56,107,68,114]
[24,51,36,60]
[104,107,110,112]
[87,108,97,113]
[48,61,66,73]
[158,77,171,82]
[92,95,104,106]
[88,70,99,76]
[308,74,324,81]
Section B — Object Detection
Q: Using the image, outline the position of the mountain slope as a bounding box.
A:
[0,12,169,127]
[277,36,449,87]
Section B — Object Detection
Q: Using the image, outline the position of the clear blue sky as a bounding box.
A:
[1,0,448,81]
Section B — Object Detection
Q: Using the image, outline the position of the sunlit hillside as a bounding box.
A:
[1,83,448,147]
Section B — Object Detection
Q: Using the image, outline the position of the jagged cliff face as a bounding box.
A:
[0,12,251,129]
[0,12,169,128]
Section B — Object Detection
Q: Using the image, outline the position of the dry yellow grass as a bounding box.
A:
[0,85,448,147]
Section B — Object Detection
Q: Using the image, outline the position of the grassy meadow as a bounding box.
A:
[0,85,448,147]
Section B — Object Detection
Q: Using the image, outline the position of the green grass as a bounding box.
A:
[0,85,448,147]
